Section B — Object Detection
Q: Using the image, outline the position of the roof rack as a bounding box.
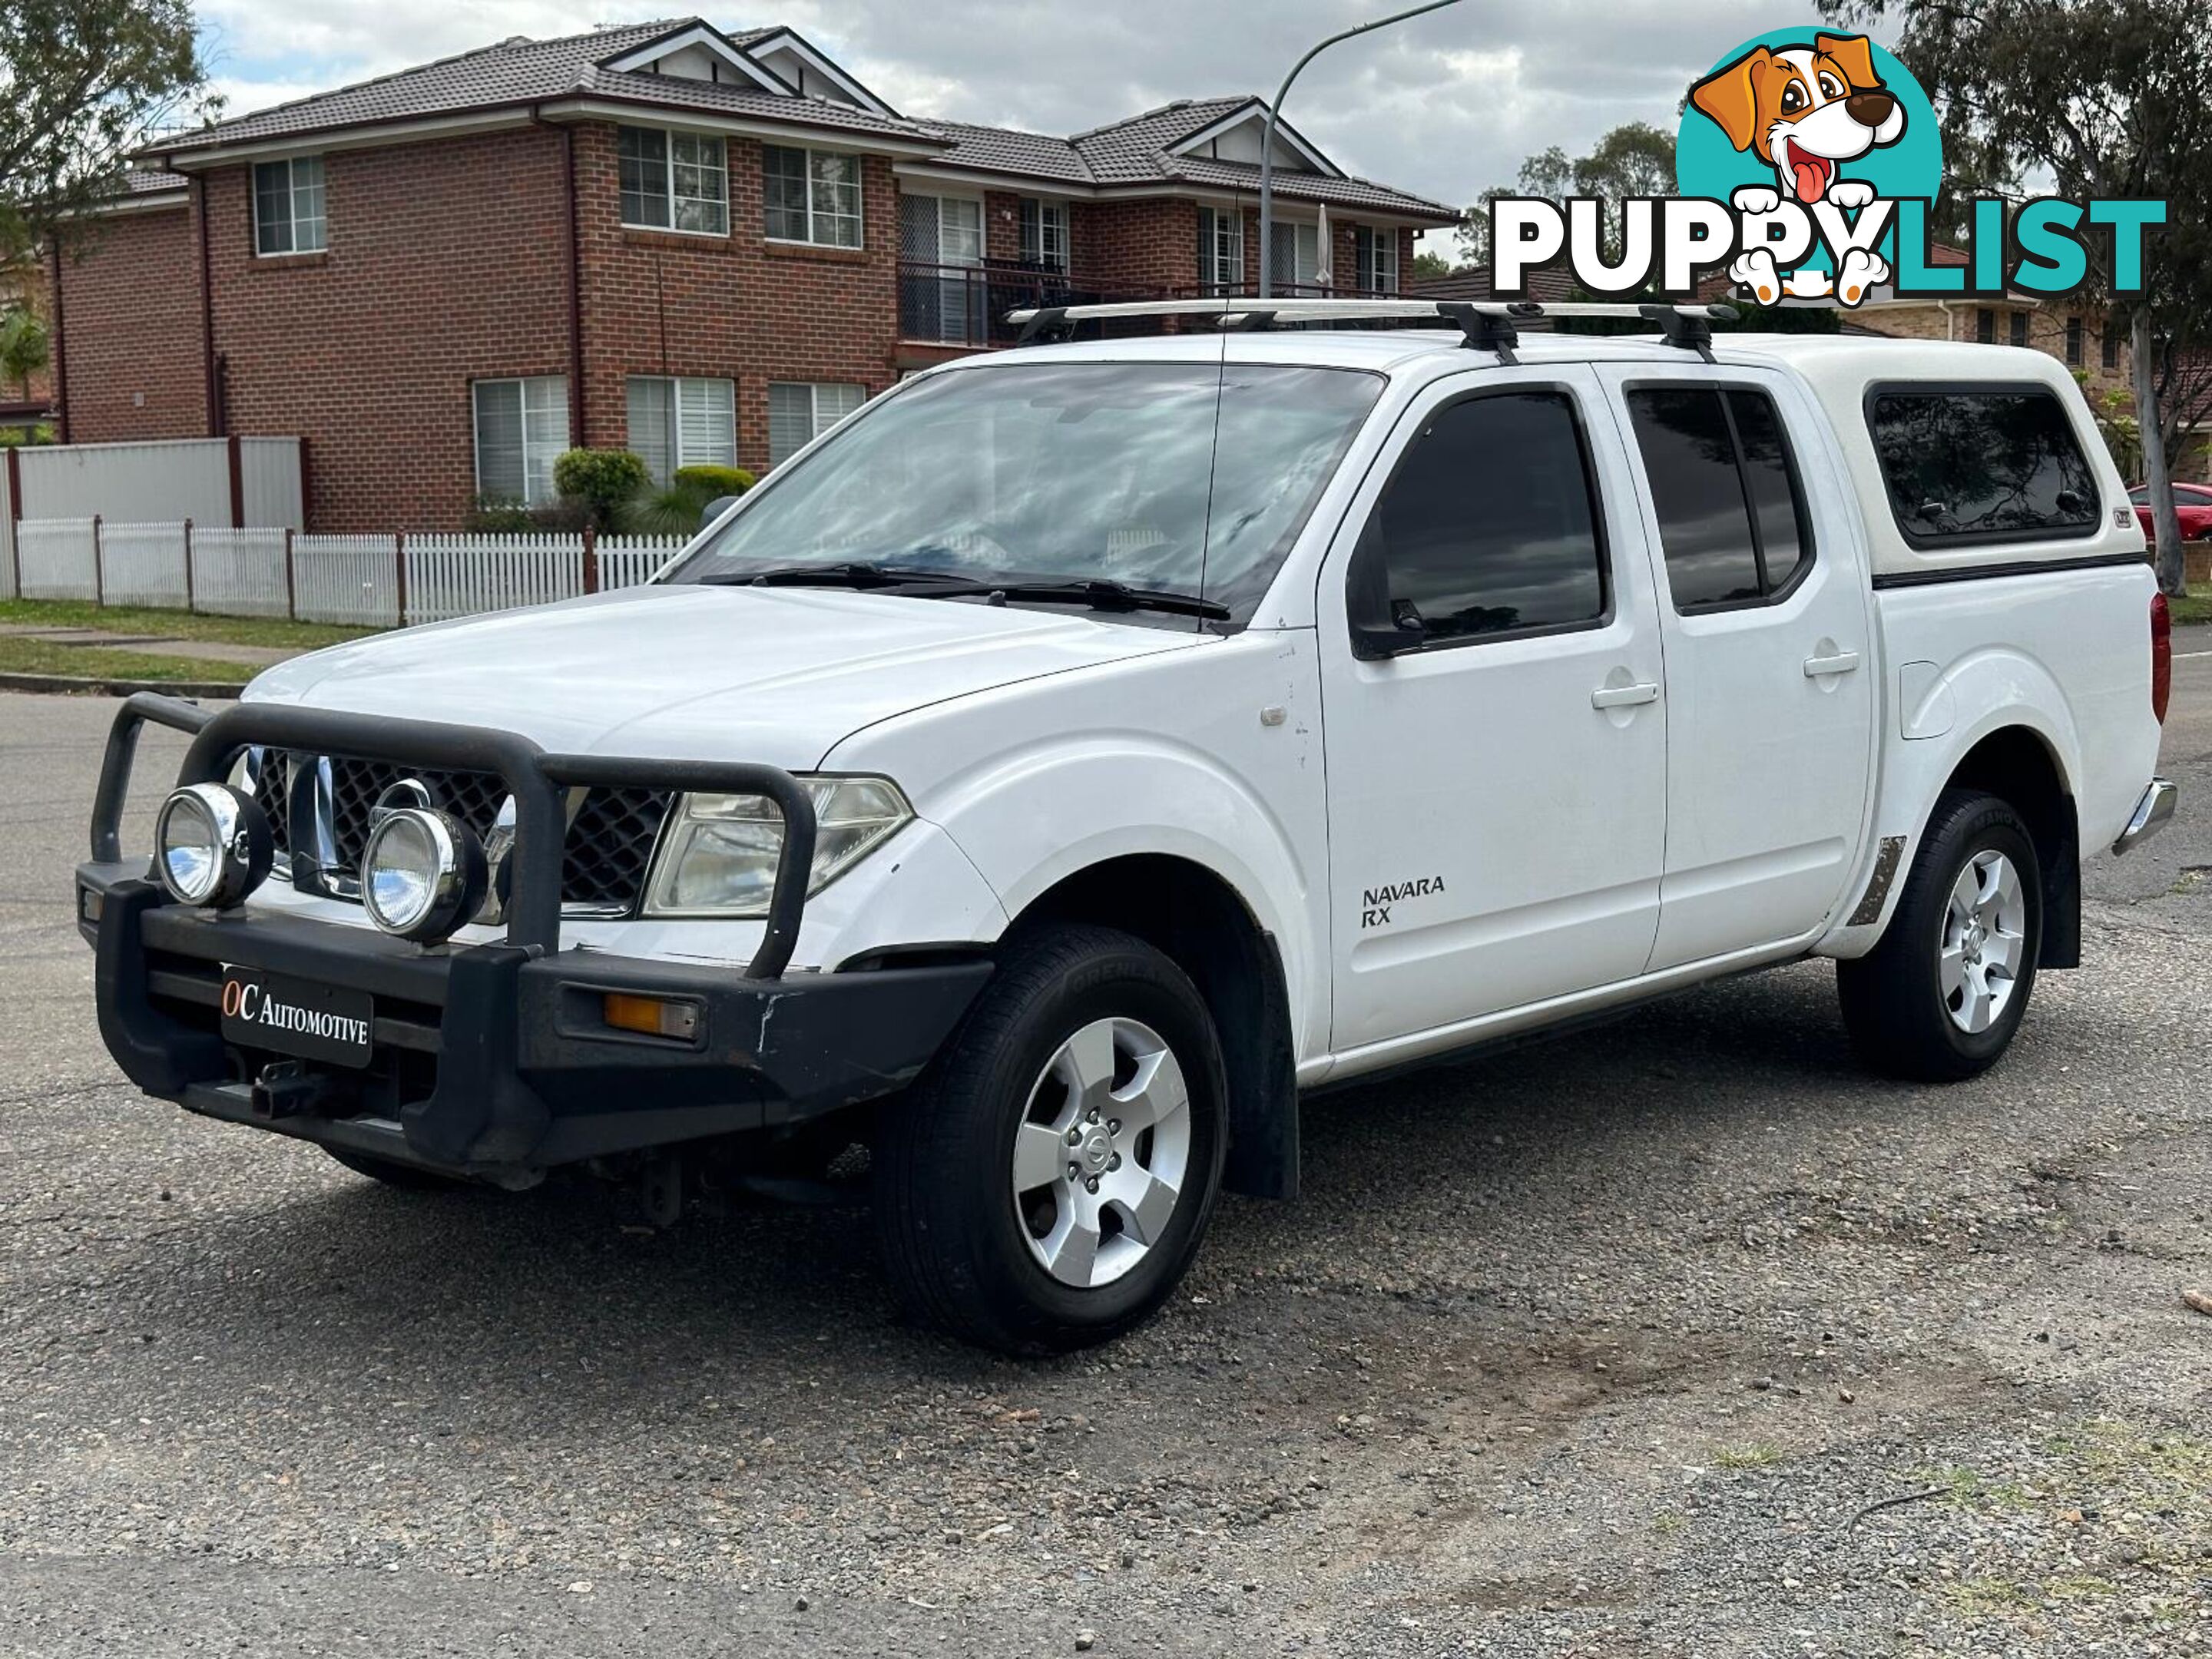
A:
[1006,296,1739,363]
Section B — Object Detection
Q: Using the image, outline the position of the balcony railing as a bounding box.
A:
[896,260,1408,349]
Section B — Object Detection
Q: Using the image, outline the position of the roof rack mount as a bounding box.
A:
[1000,296,1740,360]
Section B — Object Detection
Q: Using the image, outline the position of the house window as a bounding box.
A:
[618,127,728,235]
[763,146,863,247]
[1353,226,1399,295]
[2008,311,2029,348]
[2102,323,2120,369]
[1975,307,1995,343]
[253,157,326,255]
[767,382,865,465]
[1268,221,1323,291]
[1197,207,1243,293]
[472,376,570,505]
[1019,199,1069,271]
[2065,316,2083,366]
[626,376,737,482]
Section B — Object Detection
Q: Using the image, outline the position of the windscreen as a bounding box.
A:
[665,361,1383,624]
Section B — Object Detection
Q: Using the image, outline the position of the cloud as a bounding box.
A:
[190,0,1812,229]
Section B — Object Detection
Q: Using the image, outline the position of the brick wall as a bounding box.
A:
[1077,199,1201,293]
[51,209,205,442]
[202,126,573,531]
[572,124,899,475]
[2,261,60,416]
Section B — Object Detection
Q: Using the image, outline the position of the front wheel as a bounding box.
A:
[1838,789,2043,1081]
[873,925,1227,1355]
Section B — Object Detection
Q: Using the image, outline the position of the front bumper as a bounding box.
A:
[81,870,988,1181]
[2112,777,2179,856]
[78,694,991,1182]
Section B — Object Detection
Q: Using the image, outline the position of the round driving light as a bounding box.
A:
[359,807,485,943]
[154,783,273,908]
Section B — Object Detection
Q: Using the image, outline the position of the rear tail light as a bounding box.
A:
[2151,591,2172,725]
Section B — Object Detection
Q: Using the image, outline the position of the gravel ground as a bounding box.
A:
[2,664,2209,1657]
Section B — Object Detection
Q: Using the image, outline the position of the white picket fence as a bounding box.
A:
[5,518,688,628]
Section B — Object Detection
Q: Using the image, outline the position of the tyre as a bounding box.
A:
[322,1145,474,1190]
[873,924,1227,1355]
[1838,789,2042,1082]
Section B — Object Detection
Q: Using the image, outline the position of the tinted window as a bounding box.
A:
[1625,387,1813,611]
[1359,391,1605,643]
[1867,389,2099,544]
[1727,389,1811,592]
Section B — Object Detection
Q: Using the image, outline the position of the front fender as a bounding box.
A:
[916,734,1326,1058]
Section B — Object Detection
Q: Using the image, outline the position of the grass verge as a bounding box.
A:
[2167,592,2212,628]
[0,636,253,684]
[0,598,374,651]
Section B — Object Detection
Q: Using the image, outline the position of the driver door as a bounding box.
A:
[1320,366,1670,1055]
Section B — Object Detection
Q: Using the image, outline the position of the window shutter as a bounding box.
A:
[679,378,737,470]
[474,381,525,502]
[626,378,674,483]
[522,377,570,505]
[768,384,813,465]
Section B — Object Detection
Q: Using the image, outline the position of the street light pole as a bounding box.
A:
[1257,0,1463,298]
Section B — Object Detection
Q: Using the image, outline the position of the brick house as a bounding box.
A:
[35,18,1456,529]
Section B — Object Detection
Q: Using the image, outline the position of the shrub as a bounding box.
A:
[463,494,594,533]
[552,448,651,531]
[671,464,755,499]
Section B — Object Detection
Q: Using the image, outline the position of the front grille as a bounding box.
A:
[256,752,671,914]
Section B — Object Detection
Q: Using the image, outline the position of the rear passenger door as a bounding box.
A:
[1595,366,1875,970]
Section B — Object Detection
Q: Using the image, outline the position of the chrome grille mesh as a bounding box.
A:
[259,753,670,914]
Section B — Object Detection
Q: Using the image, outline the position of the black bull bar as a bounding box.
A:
[79,694,992,1178]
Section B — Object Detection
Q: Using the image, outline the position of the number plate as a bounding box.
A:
[220,969,375,1068]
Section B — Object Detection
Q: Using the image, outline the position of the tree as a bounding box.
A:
[1457,122,1676,267]
[0,0,216,276]
[1411,248,1456,281]
[1821,0,2212,596]
[0,303,47,398]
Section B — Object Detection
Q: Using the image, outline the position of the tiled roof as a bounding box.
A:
[137,22,1455,218]
[145,18,934,157]
[121,168,188,197]
[912,119,1094,184]
[1412,266,1575,326]
[1069,98,1253,181]
[924,96,1458,220]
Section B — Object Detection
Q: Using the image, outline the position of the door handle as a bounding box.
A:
[1591,680,1661,710]
[1803,650,1863,678]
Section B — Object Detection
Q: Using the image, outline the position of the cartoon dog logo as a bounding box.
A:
[1690,32,1906,304]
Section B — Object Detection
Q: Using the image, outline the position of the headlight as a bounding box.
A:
[643,776,911,917]
[154,783,273,908]
[360,807,486,943]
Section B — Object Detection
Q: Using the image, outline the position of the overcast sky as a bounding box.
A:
[189,0,1813,254]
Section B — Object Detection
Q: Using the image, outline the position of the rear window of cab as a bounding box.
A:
[1865,384,2101,548]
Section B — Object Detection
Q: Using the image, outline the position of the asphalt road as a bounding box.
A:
[3,661,2210,1658]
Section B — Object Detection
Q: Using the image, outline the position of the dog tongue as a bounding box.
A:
[1792,157,1829,204]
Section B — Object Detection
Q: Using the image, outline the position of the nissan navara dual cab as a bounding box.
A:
[80,300,2177,1356]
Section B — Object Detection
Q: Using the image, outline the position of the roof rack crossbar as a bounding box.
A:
[999,296,1743,354]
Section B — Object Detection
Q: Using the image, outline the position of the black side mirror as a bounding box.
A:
[699,495,742,530]
[1346,528,1423,660]
[2055,488,2085,515]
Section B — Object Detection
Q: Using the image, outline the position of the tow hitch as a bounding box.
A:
[250,1061,334,1120]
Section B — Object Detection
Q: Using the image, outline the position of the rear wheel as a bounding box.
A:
[1838,789,2042,1081]
[873,924,1227,1355]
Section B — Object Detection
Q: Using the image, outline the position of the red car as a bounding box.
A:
[2130,482,2212,541]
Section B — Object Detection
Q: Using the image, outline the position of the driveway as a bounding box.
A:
[2,667,2207,1657]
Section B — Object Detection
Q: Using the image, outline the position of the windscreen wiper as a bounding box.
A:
[982,578,1231,620]
[692,561,980,590]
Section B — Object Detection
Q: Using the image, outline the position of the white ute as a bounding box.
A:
[81,300,2178,1354]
